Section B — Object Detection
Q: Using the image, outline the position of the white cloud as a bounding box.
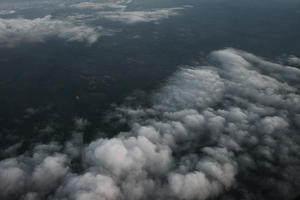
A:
[98,8,183,24]
[0,10,15,15]
[169,172,219,200]
[85,136,171,176]
[69,0,188,25]
[0,15,100,47]
[70,1,127,10]
[1,48,300,200]
[32,154,69,191]
[154,68,225,111]
[56,173,121,200]
[0,2,187,47]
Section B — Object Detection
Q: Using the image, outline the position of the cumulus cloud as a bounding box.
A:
[55,173,121,200]
[154,68,225,111]
[0,150,68,199]
[1,48,300,200]
[0,15,100,47]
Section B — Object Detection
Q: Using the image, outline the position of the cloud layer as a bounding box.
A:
[0,15,100,47]
[1,49,300,200]
[0,0,187,47]
[98,8,182,24]
[70,0,184,24]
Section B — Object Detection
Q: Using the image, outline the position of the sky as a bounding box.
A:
[0,0,300,200]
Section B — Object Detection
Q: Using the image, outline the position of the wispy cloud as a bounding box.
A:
[0,0,188,47]
[0,15,101,47]
[288,55,300,66]
[70,1,127,10]
[0,10,15,15]
[70,1,185,24]
[98,8,183,24]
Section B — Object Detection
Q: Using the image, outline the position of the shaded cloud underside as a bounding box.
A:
[0,48,300,200]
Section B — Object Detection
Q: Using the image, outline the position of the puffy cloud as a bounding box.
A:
[31,154,69,191]
[169,147,236,200]
[55,173,121,200]
[0,159,26,197]
[259,116,289,134]
[169,172,221,200]
[1,48,300,200]
[0,15,100,47]
[0,144,69,199]
[85,136,171,176]
[154,68,225,111]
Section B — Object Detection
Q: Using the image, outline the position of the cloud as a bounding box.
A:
[0,48,300,200]
[153,68,225,111]
[0,0,187,47]
[70,1,127,10]
[169,147,236,200]
[0,151,68,199]
[0,15,100,47]
[98,8,183,24]
[69,4,185,25]
[32,154,69,191]
[0,10,15,15]
[288,55,300,66]
[0,159,26,197]
[55,173,121,200]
